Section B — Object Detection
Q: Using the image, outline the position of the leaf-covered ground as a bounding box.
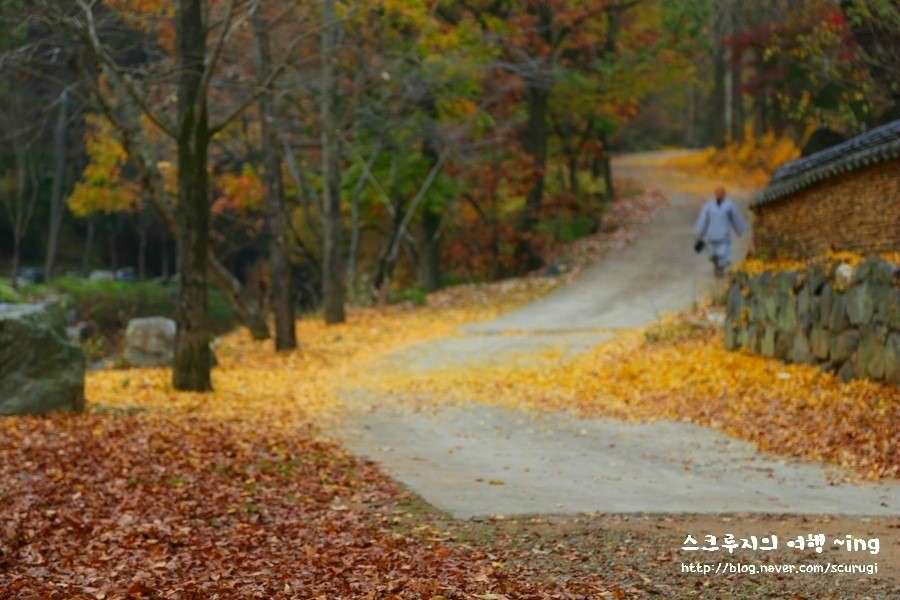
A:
[359,313,900,481]
[3,183,897,595]
[0,178,676,598]
[0,283,619,598]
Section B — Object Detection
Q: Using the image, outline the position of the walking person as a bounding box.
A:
[694,186,747,278]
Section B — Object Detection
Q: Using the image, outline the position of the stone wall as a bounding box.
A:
[751,160,900,260]
[724,258,899,384]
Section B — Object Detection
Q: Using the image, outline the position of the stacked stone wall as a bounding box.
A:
[725,258,899,384]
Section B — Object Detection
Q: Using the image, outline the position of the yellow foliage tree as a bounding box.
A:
[68,114,140,216]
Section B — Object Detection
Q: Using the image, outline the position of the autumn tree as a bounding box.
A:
[320,0,346,323]
[252,0,297,349]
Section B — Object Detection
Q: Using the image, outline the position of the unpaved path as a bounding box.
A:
[331,153,900,518]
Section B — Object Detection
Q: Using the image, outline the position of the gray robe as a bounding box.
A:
[694,198,747,267]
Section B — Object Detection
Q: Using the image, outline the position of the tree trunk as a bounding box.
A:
[320,0,345,323]
[417,206,441,292]
[711,13,728,145]
[11,236,21,289]
[173,0,212,391]
[252,1,296,351]
[730,48,743,141]
[82,217,95,274]
[565,152,576,196]
[44,89,68,280]
[95,64,270,340]
[138,207,148,280]
[416,91,442,293]
[521,83,550,228]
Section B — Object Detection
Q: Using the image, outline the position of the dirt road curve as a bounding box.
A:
[331,153,900,518]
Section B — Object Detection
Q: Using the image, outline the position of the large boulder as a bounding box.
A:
[0,304,85,415]
[124,317,176,367]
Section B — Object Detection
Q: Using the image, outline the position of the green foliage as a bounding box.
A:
[533,213,597,245]
[20,278,236,336]
[0,279,23,303]
[392,283,428,306]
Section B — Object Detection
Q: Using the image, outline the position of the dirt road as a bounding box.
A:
[330,154,900,519]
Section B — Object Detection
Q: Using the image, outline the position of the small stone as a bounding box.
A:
[776,272,797,295]
[790,330,813,364]
[750,299,766,324]
[819,285,833,327]
[807,265,826,294]
[834,263,854,291]
[829,329,860,364]
[724,326,738,350]
[124,317,177,367]
[845,283,874,325]
[838,361,855,382]
[852,259,876,284]
[855,326,887,380]
[885,333,899,385]
[774,332,791,360]
[747,325,760,353]
[777,297,797,332]
[810,326,830,360]
[869,260,897,285]
[797,285,811,319]
[764,294,779,322]
[872,285,900,328]
[828,294,848,331]
[761,327,776,358]
[810,296,821,325]
[726,284,743,321]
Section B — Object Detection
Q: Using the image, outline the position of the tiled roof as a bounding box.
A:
[753,119,900,207]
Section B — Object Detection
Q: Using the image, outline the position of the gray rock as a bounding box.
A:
[0,304,85,415]
[885,333,899,385]
[88,270,116,282]
[735,327,747,349]
[829,294,849,331]
[747,325,760,353]
[810,326,830,360]
[855,326,887,380]
[893,289,900,330]
[725,326,738,350]
[777,297,797,332]
[763,293,779,322]
[852,259,875,284]
[807,265,826,294]
[819,285,833,328]
[834,263,855,291]
[790,329,813,364]
[726,284,744,321]
[810,296,821,325]
[750,299,766,325]
[870,284,893,324]
[124,317,177,367]
[829,329,860,364]
[869,260,897,285]
[776,271,799,295]
[797,285,811,319]
[761,327,776,358]
[838,361,855,383]
[774,331,792,360]
[834,263,854,291]
[845,283,874,325]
